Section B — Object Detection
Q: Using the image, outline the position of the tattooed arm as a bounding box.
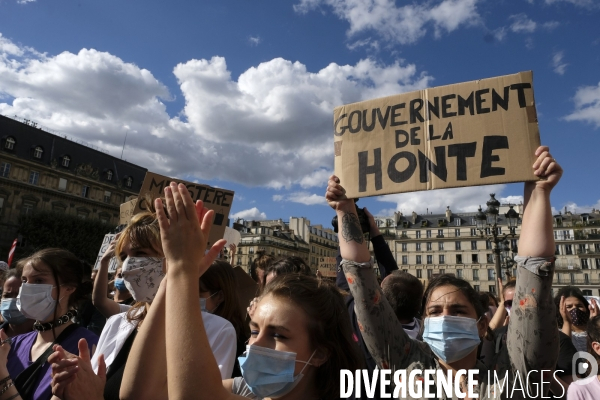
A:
[325,175,431,371]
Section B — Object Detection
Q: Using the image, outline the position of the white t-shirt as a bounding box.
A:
[567,376,600,400]
[118,303,132,313]
[93,310,237,379]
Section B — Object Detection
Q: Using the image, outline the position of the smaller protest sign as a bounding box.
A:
[134,172,235,246]
[318,257,338,278]
[120,199,137,225]
[94,234,118,272]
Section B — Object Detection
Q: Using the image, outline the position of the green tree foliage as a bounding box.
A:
[18,211,114,263]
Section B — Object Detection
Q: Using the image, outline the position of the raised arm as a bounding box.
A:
[157,183,231,400]
[508,146,562,394]
[488,278,509,331]
[92,234,122,318]
[326,176,427,371]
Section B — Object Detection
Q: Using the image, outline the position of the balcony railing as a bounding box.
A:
[554,277,600,285]
[555,265,582,272]
[241,238,310,252]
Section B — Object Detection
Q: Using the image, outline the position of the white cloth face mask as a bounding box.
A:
[121,257,165,303]
[17,283,57,322]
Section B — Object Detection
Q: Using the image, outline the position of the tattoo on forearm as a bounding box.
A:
[342,212,364,244]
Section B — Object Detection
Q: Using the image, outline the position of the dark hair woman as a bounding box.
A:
[1,248,98,400]
[556,286,599,352]
[200,260,249,377]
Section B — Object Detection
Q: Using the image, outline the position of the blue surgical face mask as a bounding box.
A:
[238,345,316,399]
[114,278,128,292]
[199,291,219,314]
[422,315,481,363]
[1,298,28,325]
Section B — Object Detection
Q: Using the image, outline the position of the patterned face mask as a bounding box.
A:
[569,307,589,326]
[121,257,165,303]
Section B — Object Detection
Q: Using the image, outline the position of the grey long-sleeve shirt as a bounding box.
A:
[341,256,559,400]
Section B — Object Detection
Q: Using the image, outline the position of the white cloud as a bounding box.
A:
[231,207,268,220]
[0,34,24,56]
[294,0,481,45]
[552,50,568,75]
[375,184,512,215]
[17,0,36,3]
[506,14,558,35]
[564,82,600,128]
[298,168,332,188]
[249,36,261,46]
[509,14,537,33]
[499,195,524,204]
[273,191,327,206]
[557,200,600,214]
[0,34,432,188]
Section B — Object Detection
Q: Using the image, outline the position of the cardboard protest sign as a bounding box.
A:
[233,266,259,317]
[94,234,118,272]
[133,172,235,246]
[119,199,137,225]
[318,257,338,278]
[333,71,540,198]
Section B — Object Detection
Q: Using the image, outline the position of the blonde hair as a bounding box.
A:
[115,195,166,323]
[114,212,162,263]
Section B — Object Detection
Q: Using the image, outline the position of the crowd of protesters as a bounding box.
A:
[0,146,599,399]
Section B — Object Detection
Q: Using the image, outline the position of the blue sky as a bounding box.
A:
[1,0,599,228]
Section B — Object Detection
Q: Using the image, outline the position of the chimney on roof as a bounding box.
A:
[394,211,402,226]
[412,211,418,224]
[446,206,452,222]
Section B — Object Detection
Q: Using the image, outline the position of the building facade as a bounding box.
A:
[374,206,523,294]
[552,209,600,296]
[0,114,147,257]
[234,219,310,273]
[231,205,600,297]
[288,217,339,271]
[374,206,600,296]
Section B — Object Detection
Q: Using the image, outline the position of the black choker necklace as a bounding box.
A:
[33,310,78,332]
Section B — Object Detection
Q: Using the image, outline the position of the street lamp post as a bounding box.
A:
[475,194,520,294]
